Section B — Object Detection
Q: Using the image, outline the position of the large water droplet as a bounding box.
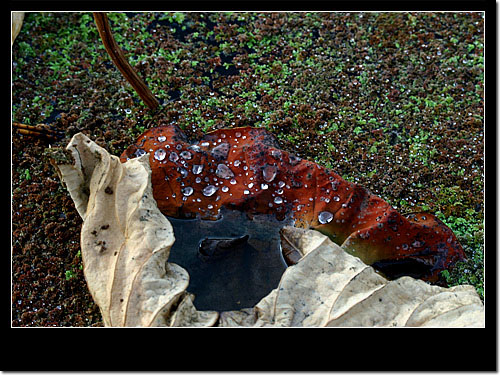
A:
[274,196,283,204]
[262,164,277,182]
[180,151,192,160]
[178,167,188,178]
[221,186,229,193]
[181,187,194,196]
[211,143,230,160]
[261,183,269,190]
[157,136,166,142]
[169,151,179,162]
[215,163,235,179]
[333,196,340,202]
[202,185,218,197]
[318,211,333,224]
[193,164,203,175]
[154,148,167,161]
[229,178,237,185]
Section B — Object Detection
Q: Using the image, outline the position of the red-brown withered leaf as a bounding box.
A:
[120,125,465,282]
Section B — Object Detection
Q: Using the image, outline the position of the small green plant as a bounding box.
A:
[65,269,77,281]
[172,12,185,24]
[21,168,31,180]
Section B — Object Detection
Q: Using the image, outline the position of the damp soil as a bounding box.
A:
[12,12,484,326]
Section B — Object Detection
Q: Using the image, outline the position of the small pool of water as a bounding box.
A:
[166,207,293,312]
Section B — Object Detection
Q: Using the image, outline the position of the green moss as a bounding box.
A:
[64,269,78,281]
[437,213,484,299]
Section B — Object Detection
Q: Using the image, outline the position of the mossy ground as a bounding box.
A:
[12,12,484,326]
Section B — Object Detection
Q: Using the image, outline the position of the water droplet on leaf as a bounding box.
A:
[262,164,277,182]
[211,143,230,160]
[215,163,235,179]
[202,185,218,197]
[193,164,203,175]
[180,151,192,160]
[181,187,194,196]
[318,211,333,224]
[169,152,179,162]
[154,148,167,161]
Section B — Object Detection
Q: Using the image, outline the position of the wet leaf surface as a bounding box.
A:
[122,125,466,281]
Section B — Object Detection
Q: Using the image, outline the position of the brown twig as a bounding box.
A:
[13,122,63,141]
[93,12,160,111]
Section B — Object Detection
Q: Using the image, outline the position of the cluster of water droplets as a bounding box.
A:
[132,131,349,224]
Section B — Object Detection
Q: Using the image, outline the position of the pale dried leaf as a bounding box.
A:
[12,12,24,45]
[52,133,218,326]
[167,293,219,327]
[272,227,484,327]
[219,308,256,327]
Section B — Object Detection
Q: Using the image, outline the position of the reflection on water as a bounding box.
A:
[167,207,294,312]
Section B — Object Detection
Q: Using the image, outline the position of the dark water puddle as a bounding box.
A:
[166,207,293,312]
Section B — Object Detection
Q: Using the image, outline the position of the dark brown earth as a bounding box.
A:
[12,12,484,326]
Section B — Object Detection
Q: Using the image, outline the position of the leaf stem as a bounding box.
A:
[93,12,159,111]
